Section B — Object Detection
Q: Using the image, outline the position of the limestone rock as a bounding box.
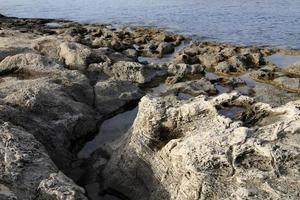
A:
[33,36,63,61]
[0,53,61,77]
[37,172,88,200]
[59,42,105,70]
[156,42,174,57]
[169,78,217,96]
[0,121,86,200]
[104,93,300,200]
[103,61,163,84]
[167,63,204,76]
[95,79,144,114]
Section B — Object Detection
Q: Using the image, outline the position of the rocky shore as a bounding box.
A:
[0,14,299,200]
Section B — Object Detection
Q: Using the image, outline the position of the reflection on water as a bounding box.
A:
[1,0,300,49]
[218,106,245,120]
[267,54,300,68]
[78,107,138,159]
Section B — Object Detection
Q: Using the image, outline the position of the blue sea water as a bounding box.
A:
[0,0,300,49]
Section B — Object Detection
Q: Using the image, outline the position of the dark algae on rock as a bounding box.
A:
[0,15,300,200]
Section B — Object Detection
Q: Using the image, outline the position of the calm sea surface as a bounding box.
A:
[0,0,300,49]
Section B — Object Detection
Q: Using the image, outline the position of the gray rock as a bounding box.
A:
[215,61,234,74]
[0,53,61,77]
[104,93,300,200]
[167,63,204,75]
[156,42,174,57]
[122,49,138,59]
[173,53,198,64]
[198,52,224,68]
[0,121,86,200]
[169,78,217,96]
[37,172,88,200]
[103,61,161,84]
[33,36,63,61]
[0,53,98,168]
[59,42,105,70]
[95,79,144,114]
[59,42,93,70]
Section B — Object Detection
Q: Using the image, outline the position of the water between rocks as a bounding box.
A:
[78,107,138,159]
[75,44,300,200]
[267,54,300,67]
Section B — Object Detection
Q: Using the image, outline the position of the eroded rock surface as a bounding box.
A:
[104,93,300,200]
[0,14,300,200]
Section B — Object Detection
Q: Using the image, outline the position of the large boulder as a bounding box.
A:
[0,53,98,168]
[59,42,105,70]
[0,121,87,200]
[102,61,163,84]
[0,53,61,77]
[156,42,175,57]
[104,93,300,200]
[33,36,63,61]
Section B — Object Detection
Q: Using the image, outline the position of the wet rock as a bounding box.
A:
[94,79,144,115]
[104,93,300,200]
[156,42,175,57]
[59,42,104,70]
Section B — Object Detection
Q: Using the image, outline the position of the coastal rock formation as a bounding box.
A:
[0,14,300,200]
[104,93,300,200]
[173,41,267,74]
[0,121,87,200]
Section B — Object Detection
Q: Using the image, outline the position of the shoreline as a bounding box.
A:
[2,13,300,52]
[0,14,300,200]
